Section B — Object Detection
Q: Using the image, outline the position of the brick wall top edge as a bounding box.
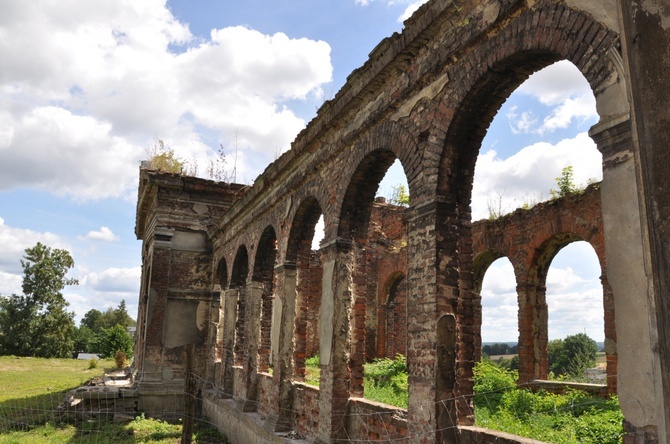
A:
[136,167,248,239]
[472,182,601,229]
[212,0,469,231]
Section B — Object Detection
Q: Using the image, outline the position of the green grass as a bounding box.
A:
[0,356,227,443]
[304,355,408,408]
[473,361,624,444]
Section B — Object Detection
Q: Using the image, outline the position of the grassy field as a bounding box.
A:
[0,356,226,443]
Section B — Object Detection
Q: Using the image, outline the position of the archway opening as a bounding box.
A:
[471,60,601,221]
[455,59,605,431]
[230,245,249,366]
[286,198,324,386]
[546,241,604,383]
[337,150,410,407]
[479,256,519,371]
[253,226,278,374]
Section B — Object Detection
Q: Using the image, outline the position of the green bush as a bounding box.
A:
[363,355,408,408]
[473,360,624,443]
[473,361,517,411]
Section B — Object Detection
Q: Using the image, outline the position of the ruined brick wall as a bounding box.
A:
[134,170,247,396]
[130,0,667,440]
[470,183,614,390]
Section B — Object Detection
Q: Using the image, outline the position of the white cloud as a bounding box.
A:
[353,0,429,23]
[518,60,593,106]
[546,266,586,293]
[506,106,538,134]
[70,266,142,324]
[0,271,22,296]
[506,61,598,135]
[0,1,333,199]
[398,0,430,22]
[472,132,602,221]
[0,216,69,274]
[82,226,119,242]
[83,266,141,293]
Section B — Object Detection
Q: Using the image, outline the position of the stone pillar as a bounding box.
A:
[220,288,239,398]
[601,274,617,394]
[516,283,548,384]
[315,239,354,443]
[404,200,441,444]
[137,229,173,386]
[618,1,670,441]
[350,243,367,398]
[205,296,221,384]
[590,112,663,442]
[265,263,297,433]
[237,282,263,412]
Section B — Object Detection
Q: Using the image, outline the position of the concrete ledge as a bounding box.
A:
[526,380,608,397]
[459,426,548,443]
[203,390,309,444]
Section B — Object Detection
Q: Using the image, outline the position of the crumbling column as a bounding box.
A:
[601,274,617,394]
[405,200,468,444]
[590,110,662,441]
[315,239,354,443]
[265,262,297,433]
[220,288,239,398]
[617,1,670,441]
[137,230,173,386]
[516,283,548,384]
[237,281,263,412]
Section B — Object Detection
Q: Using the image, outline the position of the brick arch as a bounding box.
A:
[472,251,520,362]
[252,225,278,281]
[529,232,603,288]
[336,121,419,242]
[286,196,323,263]
[473,249,507,294]
[215,256,228,290]
[435,5,618,200]
[230,244,249,289]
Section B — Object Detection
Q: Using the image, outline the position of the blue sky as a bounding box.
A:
[0,0,604,342]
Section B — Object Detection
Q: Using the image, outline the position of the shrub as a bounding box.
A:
[87,357,99,369]
[99,324,133,359]
[114,350,127,368]
[473,361,517,411]
[364,355,408,408]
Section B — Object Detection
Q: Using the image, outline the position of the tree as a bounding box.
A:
[389,184,410,206]
[0,243,77,358]
[548,333,598,378]
[81,300,135,333]
[99,324,134,360]
[81,308,102,331]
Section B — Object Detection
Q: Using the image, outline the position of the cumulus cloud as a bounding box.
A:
[0,271,22,296]
[481,261,604,342]
[67,266,142,323]
[471,132,602,221]
[397,0,431,22]
[81,226,119,242]
[0,1,333,199]
[0,216,69,274]
[354,0,429,22]
[83,266,141,293]
[508,61,598,135]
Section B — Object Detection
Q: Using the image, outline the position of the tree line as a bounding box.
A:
[483,333,599,380]
[0,243,135,360]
